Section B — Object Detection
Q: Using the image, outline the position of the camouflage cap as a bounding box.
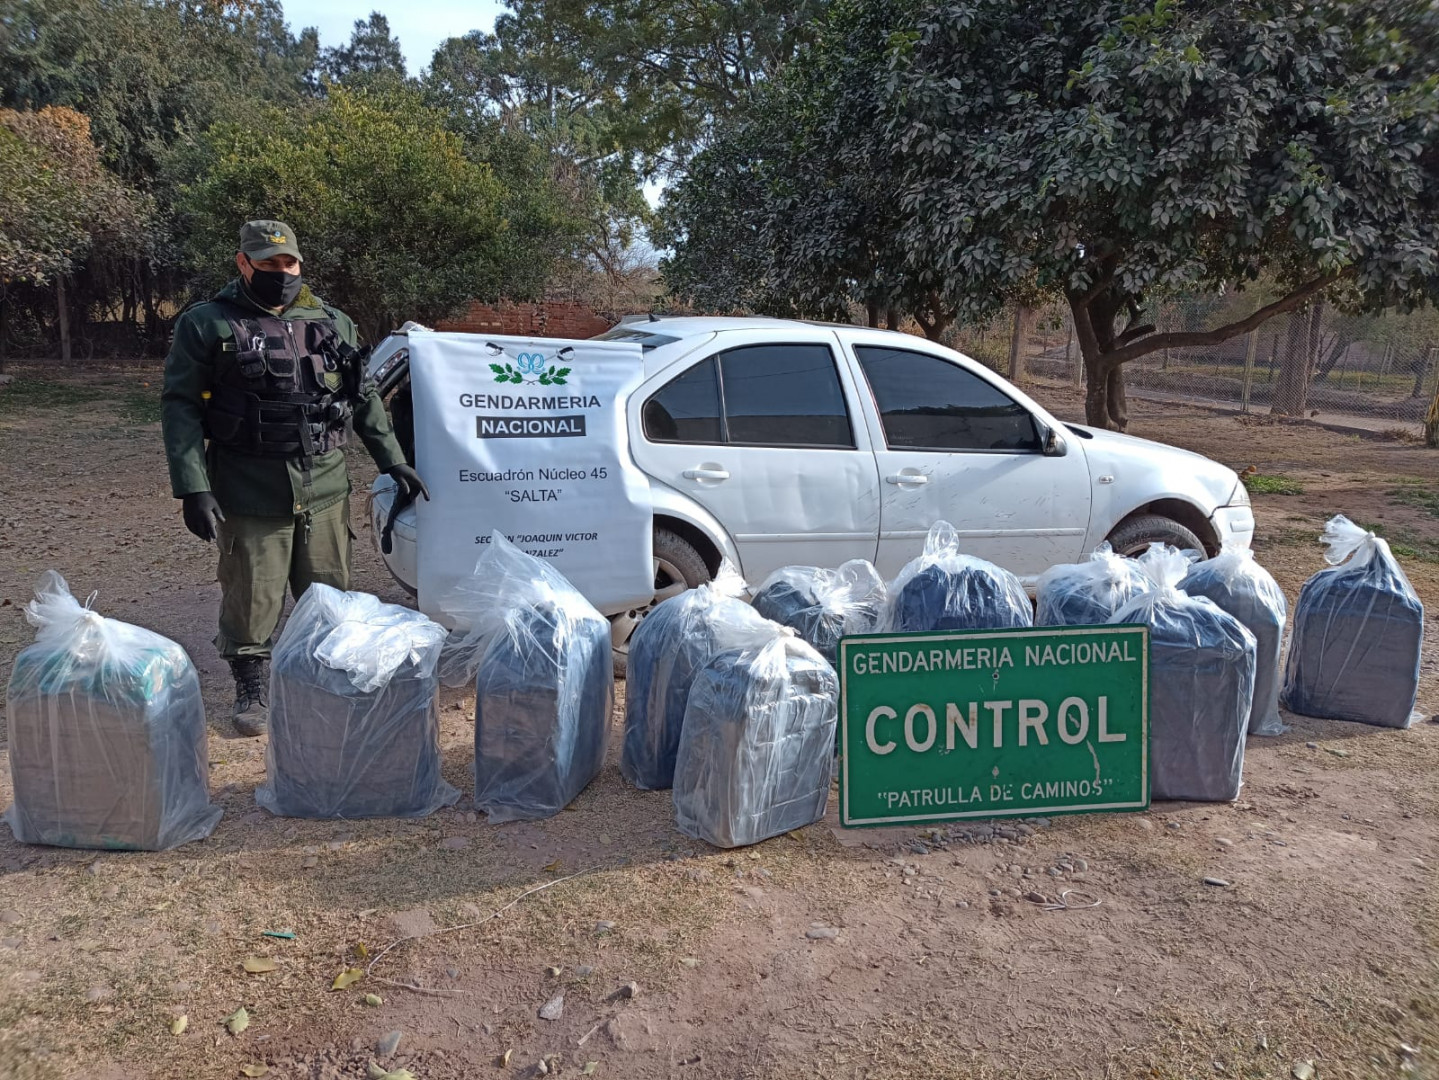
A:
[239,219,303,263]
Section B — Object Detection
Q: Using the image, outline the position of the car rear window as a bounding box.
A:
[594,327,681,351]
[642,344,855,449]
[643,357,723,443]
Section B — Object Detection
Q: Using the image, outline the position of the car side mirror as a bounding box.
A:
[1043,426,1068,457]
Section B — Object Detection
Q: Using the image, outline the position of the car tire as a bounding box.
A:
[610,527,715,679]
[1105,513,1206,558]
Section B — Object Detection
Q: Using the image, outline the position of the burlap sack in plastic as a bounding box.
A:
[1035,543,1148,626]
[622,563,775,790]
[1111,546,1256,802]
[1180,544,1289,736]
[5,572,220,850]
[440,533,613,822]
[1282,515,1424,728]
[258,584,457,819]
[885,521,1032,632]
[750,559,888,666]
[672,631,838,848]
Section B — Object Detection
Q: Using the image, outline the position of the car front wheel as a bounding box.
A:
[1105,513,1206,558]
[610,527,714,679]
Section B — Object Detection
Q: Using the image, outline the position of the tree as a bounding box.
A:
[175,87,575,343]
[658,0,958,335]
[320,12,407,89]
[665,0,1439,428]
[0,106,150,360]
[426,0,827,179]
[1,0,320,347]
[887,0,1439,427]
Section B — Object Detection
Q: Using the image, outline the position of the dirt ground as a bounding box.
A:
[2,364,1439,1080]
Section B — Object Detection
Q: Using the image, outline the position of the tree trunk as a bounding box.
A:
[1008,305,1033,384]
[1105,365,1128,430]
[885,307,901,331]
[1070,291,1127,430]
[865,300,880,328]
[56,277,71,363]
[1413,346,1434,399]
[1270,303,1322,416]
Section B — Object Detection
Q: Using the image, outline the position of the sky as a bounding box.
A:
[284,0,506,74]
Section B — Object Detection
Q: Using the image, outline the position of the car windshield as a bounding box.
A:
[593,327,681,352]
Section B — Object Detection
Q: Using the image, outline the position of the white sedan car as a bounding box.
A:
[369,316,1253,654]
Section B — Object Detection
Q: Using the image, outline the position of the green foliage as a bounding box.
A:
[0,0,318,187]
[659,0,949,328]
[1243,474,1305,496]
[320,12,408,90]
[0,106,149,285]
[427,0,827,177]
[663,0,1439,418]
[175,87,544,343]
[1388,484,1439,518]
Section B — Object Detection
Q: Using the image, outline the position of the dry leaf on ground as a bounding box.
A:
[332,967,364,990]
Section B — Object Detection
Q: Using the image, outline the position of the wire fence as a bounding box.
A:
[946,300,1439,432]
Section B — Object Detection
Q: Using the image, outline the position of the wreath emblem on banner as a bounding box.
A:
[486,343,575,386]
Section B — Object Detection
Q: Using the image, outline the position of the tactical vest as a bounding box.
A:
[205,304,359,468]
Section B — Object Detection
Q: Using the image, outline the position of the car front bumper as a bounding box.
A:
[1211,502,1256,550]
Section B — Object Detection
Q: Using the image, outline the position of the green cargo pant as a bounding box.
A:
[214,498,353,660]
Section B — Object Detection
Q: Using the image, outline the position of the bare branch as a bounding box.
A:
[1101,274,1344,369]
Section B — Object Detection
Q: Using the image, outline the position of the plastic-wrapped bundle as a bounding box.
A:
[1111,547,1256,802]
[750,560,888,666]
[1035,543,1148,627]
[1282,515,1424,728]
[441,533,613,822]
[258,585,456,819]
[4,572,220,850]
[885,521,1032,632]
[672,631,838,848]
[1180,544,1289,736]
[622,563,775,790]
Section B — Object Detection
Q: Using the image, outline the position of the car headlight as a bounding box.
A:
[1230,478,1250,506]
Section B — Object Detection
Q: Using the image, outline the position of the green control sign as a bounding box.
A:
[838,625,1149,827]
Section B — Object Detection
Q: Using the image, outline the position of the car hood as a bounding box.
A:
[1066,423,1241,507]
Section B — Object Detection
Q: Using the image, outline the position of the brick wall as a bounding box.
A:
[434,300,615,340]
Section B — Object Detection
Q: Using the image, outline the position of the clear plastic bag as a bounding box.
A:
[1111,546,1256,802]
[1035,543,1148,627]
[885,521,1032,632]
[1282,515,1424,728]
[259,584,457,819]
[443,533,614,821]
[750,559,888,666]
[4,572,220,850]
[622,562,775,790]
[1180,544,1289,736]
[672,631,838,848]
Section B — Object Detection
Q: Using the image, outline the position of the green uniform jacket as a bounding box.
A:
[161,279,406,518]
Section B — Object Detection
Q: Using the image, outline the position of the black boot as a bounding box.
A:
[229,657,269,737]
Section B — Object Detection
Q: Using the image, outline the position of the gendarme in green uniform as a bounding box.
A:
[163,278,404,518]
[161,219,427,737]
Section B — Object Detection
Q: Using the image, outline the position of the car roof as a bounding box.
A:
[615,314,854,337]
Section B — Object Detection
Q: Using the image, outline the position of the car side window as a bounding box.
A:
[718,344,854,448]
[642,357,723,443]
[855,345,1041,452]
[642,343,855,449]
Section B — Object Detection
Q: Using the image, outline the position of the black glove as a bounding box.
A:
[181,492,225,542]
[386,463,430,503]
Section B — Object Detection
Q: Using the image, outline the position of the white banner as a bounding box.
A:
[409,331,654,618]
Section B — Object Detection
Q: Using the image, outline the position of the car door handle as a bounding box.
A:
[683,467,731,481]
[886,472,929,485]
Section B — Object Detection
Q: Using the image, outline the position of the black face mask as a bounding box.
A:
[244,258,303,308]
